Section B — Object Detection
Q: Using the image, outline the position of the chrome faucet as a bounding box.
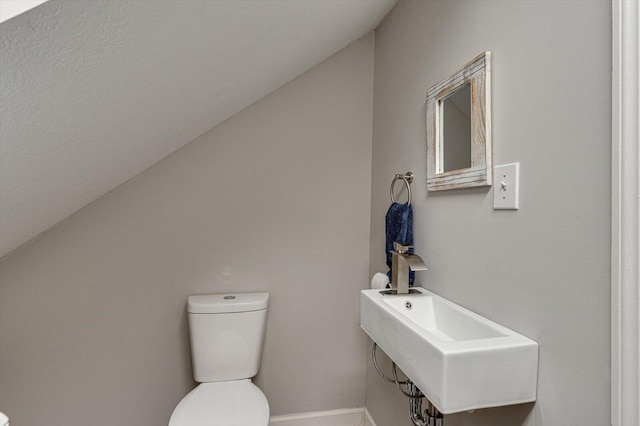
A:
[391,242,428,295]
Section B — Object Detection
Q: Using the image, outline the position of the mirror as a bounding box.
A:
[426,52,492,191]
[441,84,472,172]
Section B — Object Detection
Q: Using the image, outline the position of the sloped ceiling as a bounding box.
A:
[0,0,396,258]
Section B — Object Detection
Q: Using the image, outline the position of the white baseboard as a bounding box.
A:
[364,408,377,426]
[269,407,375,426]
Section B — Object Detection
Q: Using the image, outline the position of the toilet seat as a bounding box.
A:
[169,379,269,426]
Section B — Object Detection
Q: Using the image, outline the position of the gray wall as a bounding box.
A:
[367,1,611,425]
[0,36,374,425]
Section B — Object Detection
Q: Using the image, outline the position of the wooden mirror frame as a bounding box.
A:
[426,52,492,191]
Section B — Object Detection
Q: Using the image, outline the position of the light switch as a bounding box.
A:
[493,163,519,210]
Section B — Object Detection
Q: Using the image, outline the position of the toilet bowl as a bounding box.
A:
[169,292,270,425]
[169,380,268,426]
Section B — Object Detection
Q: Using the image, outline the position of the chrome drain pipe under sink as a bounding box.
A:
[408,381,443,426]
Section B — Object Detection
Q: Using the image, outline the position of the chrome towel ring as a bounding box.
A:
[390,172,414,205]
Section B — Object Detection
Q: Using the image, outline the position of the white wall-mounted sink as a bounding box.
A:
[360,287,538,414]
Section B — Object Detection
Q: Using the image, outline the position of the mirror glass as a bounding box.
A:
[440,84,471,172]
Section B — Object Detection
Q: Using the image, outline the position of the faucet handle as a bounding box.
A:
[393,242,413,253]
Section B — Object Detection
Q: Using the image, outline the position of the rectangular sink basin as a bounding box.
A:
[360,287,538,414]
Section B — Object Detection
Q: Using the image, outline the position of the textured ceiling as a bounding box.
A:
[0,0,396,258]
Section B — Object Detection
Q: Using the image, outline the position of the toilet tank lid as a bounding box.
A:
[187,293,269,314]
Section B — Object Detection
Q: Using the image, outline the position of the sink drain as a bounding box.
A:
[405,301,412,310]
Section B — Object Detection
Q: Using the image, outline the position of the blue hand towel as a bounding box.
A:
[385,202,414,285]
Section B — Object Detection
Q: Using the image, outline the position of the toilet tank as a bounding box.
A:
[187,293,269,383]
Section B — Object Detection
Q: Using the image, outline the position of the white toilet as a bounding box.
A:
[169,292,270,426]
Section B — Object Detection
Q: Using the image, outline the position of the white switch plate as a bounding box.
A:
[494,163,519,210]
